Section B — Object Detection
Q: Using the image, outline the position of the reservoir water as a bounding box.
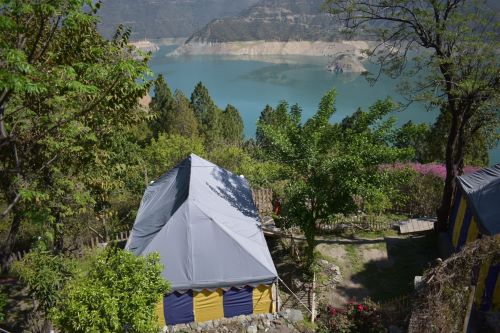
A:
[149,46,499,165]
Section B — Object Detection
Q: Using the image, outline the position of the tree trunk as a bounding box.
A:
[0,208,22,273]
[304,227,316,275]
[53,211,64,255]
[436,100,468,232]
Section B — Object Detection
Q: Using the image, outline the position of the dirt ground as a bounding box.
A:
[269,231,439,310]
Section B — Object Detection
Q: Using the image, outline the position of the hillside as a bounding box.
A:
[186,0,343,43]
[97,0,259,40]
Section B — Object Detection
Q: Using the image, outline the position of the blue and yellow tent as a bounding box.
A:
[448,164,500,312]
[126,154,278,325]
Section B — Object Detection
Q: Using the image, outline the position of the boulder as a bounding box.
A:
[247,325,257,333]
[287,309,304,323]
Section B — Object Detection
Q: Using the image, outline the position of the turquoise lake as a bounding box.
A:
[149,46,499,165]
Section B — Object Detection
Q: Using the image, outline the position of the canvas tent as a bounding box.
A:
[447,164,500,312]
[126,154,278,325]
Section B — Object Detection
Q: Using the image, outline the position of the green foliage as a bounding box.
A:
[389,168,444,217]
[149,74,175,138]
[13,246,75,313]
[0,0,152,261]
[168,90,200,138]
[256,94,341,267]
[51,247,170,333]
[144,133,205,181]
[221,104,244,145]
[190,82,223,148]
[392,121,430,163]
[257,90,410,273]
[0,289,7,322]
[208,145,286,188]
[425,108,491,166]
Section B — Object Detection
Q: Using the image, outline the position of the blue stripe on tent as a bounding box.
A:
[457,206,473,249]
[448,189,462,240]
[223,286,253,318]
[479,264,500,312]
[164,291,194,325]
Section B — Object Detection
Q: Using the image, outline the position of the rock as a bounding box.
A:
[266,313,274,321]
[329,264,343,283]
[190,322,198,329]
[263,319,271,327]
[287,309,304,323]
[247,325,257,333]
[327,53,366,73]
[176,323,187,331]
[320,259,329,266]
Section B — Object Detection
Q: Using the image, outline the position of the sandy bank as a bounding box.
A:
[170,40,370,56]
[170,40,372,72]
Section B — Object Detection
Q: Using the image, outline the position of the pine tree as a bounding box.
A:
[149,75,174,138]
[190,82,223,148]
[167,91,199,138]
[221,104,244,145]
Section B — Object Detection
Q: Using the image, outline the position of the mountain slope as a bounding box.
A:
[97,0,259,40]
[186,0,341,43]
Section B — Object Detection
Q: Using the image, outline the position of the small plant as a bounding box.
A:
[0,289,7,322]
[317,299,385,333]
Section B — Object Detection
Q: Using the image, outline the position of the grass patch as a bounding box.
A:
[354,229,398,239]
[345,244,364,274]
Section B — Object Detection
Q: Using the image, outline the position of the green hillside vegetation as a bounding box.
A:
[97,0,259,40]
[187,0,350,43]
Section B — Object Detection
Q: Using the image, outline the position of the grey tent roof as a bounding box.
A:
[457,164,500,235]
[125,154,277,291]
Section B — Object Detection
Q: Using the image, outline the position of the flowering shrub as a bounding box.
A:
[382,163,479,217]
[380,162,479,180]
[317,300,385,333]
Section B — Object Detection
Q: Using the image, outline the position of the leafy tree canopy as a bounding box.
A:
[257,90,411,272]
[0,0,152,269]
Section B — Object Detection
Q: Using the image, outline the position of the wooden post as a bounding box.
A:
[311,272,316,323]
[462,285,476,333]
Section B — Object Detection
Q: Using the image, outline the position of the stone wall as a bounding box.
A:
[163,309,305,333]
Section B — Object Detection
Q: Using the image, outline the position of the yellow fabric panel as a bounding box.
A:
[452,197,467,247]
[155,298,166,327]
[465,216,479,245]
[253,285,273,314]
[193,289,224,322]
[492,273,500,311]
[475,259,492,308]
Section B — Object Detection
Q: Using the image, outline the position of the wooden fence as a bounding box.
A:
[278,280,312,311]
[316,214,393,233]
[252,188,273,216]
[9,231,131,263]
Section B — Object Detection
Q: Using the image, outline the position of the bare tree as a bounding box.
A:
[325,0,499,230]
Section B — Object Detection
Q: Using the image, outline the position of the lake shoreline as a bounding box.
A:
[170,40,373,72]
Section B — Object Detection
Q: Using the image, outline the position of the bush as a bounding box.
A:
[387,168,444,217]
[0,289,6,322]
[317,299,385,333]
[51,246,170,333]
